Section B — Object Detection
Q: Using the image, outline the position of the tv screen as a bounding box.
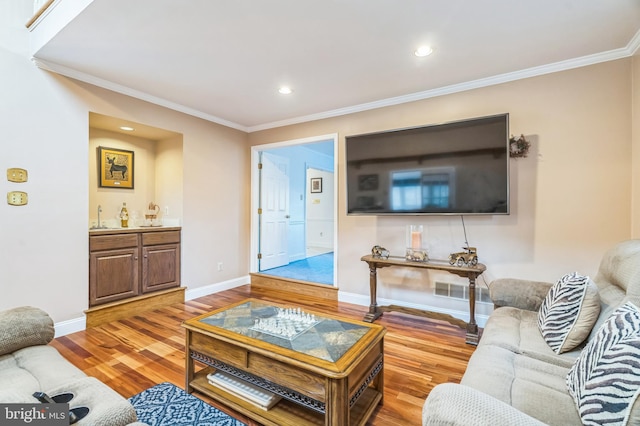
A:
[346,113,509,215]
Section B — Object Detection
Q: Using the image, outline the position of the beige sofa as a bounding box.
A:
[0,306,143,425]
[422,239,640,425]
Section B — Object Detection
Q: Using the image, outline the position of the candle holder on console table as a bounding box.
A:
[406,225,428,262]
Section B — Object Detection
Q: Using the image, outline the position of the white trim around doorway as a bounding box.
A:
[250,133,339,287]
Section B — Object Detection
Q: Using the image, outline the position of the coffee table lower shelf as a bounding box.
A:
[189,369,382,426]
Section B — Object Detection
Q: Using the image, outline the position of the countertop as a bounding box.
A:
[89,226,181,235]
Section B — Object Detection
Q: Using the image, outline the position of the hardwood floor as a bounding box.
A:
[50,285,476,425]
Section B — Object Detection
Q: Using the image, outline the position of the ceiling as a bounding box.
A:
[30,0,640,133]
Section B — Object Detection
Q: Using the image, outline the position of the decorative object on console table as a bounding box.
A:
[371,245,390,259]
[98,146,134,189]
[448,246,478,267]
[406,225,428,262]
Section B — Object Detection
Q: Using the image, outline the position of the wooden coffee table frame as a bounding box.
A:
[183,299,386,426]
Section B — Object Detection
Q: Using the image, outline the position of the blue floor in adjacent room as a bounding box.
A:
[261,252,334,285]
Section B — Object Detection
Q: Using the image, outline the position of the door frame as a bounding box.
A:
[250,133,339,287]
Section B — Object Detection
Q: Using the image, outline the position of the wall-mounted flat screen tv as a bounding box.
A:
[346,113,510,215]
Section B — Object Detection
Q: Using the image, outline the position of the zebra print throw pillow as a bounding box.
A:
[537,272,600,354]
[566,302,640,426]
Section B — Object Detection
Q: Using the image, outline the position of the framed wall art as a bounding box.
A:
[98,146,134,189]
[310,177,323,193]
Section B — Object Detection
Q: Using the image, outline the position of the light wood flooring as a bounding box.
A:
[50,285,476,425]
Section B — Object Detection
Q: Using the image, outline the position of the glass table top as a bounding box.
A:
[197,300,370,363]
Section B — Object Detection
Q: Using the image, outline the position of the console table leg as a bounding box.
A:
[363,263,382,322]
[466,274,479,345]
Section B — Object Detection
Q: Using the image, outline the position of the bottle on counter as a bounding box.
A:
[120,202,129,228]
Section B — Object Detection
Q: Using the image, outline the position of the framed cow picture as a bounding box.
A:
[98,146,134,189]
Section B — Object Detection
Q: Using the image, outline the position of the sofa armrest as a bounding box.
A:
[422,383,547,426]
[0,306,54,356]
[489,278,552,311]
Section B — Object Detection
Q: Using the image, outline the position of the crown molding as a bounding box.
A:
[628,28,640,55]
[31,57,249,132]
[32,27,640,134]
[248,37,640,132]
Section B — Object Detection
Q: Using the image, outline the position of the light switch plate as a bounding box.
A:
[7,168,28,183]
[7,191,28,206]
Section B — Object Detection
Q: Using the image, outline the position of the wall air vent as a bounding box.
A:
[434,281,492,304]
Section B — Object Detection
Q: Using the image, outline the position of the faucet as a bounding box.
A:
[91,205,108,229]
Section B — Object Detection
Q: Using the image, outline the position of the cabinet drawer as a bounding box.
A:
[190,333,248,369]
[90,234,139,251]
[142,231,180,246]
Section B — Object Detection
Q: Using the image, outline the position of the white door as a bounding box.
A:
[259,152,290,270]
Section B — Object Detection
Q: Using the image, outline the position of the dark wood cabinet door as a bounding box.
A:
[89,248,140,306]
[141,243,180,293]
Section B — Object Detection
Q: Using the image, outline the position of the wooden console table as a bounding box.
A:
[361,254,486,345]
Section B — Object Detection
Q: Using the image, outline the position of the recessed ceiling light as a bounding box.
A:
[119,126,135,131]
[414,46,433,57]
[278,86,293,95]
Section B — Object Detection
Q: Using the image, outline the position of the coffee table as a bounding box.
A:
[182,298,386,426]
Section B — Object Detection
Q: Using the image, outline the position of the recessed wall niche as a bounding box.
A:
[88,112,184,228]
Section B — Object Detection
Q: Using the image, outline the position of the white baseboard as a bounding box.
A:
[54,276,250,337]
[54,316,86,338]
[337,291,489,328]
[185,276,250,300]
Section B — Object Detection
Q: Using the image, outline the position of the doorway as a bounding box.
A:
[250,134,338,287]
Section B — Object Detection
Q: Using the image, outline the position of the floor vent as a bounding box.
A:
[434,281,492,304]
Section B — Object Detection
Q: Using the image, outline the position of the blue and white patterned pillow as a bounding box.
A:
[566,301,640,426]
[538,272,600,354]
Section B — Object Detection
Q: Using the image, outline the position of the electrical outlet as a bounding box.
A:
[7,191,28,206]
[7,168,28,183]
[217,262,223,271]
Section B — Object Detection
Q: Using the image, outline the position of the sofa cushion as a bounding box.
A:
[423,383,548,426]
[538,272,600,354]
[480,306,581,368]
[0,346,87,402]
[460,344,581,425]
[566,301,640,426]
[0,306,54,356]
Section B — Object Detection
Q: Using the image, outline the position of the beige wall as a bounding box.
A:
[1,2,250,323]
[249,59,634,318]
[633,55,640,238]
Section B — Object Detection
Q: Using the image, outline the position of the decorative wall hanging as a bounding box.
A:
[98,146,134,189]
[509,134,531,158]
